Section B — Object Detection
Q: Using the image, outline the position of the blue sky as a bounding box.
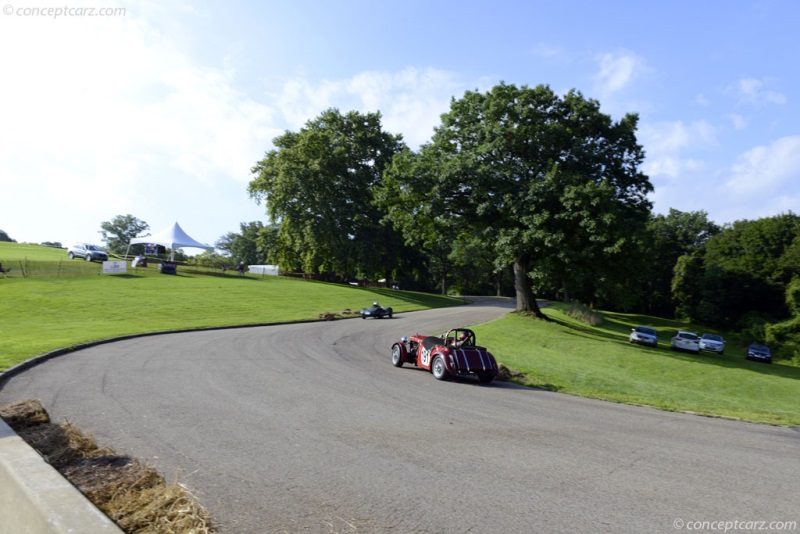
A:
[1,0,798,250]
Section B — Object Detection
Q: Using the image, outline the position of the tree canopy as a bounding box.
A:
[673,213,800,328]
[215,221,269,265]
[380,83,653,315]
[99,215,149,254]
[249,109,407,281]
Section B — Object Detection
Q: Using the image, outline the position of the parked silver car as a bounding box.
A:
[671,331,700,353]
[629,326,658,347]
[699,333,725,354]
[67,243,109,262]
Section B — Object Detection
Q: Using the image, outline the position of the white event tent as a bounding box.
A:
[126,221,214,261]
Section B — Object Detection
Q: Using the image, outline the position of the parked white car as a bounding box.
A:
[629,326,658,347]
[671,331,700,353]
[699,333,725,354]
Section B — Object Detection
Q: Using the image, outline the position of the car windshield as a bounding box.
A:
[87,245,100,250]
[751,344,770,352]
[636,327,656,336]
[702,334,722,341]
[679,332,698,340]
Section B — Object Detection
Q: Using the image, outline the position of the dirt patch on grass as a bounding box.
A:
[0,399,217,533]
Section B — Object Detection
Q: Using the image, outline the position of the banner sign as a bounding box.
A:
[102,261,127,274]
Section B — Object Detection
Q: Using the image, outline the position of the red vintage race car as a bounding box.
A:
[391,328,499,384]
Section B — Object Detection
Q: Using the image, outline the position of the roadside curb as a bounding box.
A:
[0,417,123,533]
[0,318,326,534]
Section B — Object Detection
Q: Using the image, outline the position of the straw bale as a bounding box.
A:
[0,398,50,428]
[0,399,217,533]
[105,482,215,534]
[62,456,164,503]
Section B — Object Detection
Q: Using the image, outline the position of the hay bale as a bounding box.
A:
[14,419,113,468]
[62,456,163,504]
[498,364,526,381]
[3,398,218,533]
[106,482,215,533]
[0,399,50,428]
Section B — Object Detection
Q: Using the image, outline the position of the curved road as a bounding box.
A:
[1,299,798,533]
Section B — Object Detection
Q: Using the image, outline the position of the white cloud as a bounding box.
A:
[593,51,646,98]
[729,78,786,107]
[726,113,748,130]
[529,43,564,58]
[0,6,280,244]
[0,10,278,187]
[272,67,460,148]
[639,120,720,218]
[639,120,717,163]
[725,136,800,195]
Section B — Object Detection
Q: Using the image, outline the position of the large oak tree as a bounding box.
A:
[249,109,406,280]
[380,83,653,316]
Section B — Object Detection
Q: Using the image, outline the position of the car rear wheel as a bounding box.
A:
[68,252,75,259]
[391,344,404,367]
[388,310,393,318]
[431,355,447,381]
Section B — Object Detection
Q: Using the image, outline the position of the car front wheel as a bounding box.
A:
[85,255,93,262]
[431,355,447,381]
[391,344,404,367]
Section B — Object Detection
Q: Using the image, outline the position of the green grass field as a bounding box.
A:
[474,307,800,426]
[2,242,799,426]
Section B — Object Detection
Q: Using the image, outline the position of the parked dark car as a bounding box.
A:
[746,344,772,363]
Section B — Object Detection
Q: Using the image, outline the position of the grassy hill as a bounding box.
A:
[475,307,800,425]
[2,242,799,426]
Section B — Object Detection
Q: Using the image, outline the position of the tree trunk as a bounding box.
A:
[514,256,545,318]
[562,279,571,303]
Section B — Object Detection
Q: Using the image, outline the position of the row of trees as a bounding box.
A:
[91,83,798,360]
[0,229,15,242]
[242,82,799,359]
[249,84,654,319]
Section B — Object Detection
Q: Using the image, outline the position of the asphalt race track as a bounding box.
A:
[1,298,798,533]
